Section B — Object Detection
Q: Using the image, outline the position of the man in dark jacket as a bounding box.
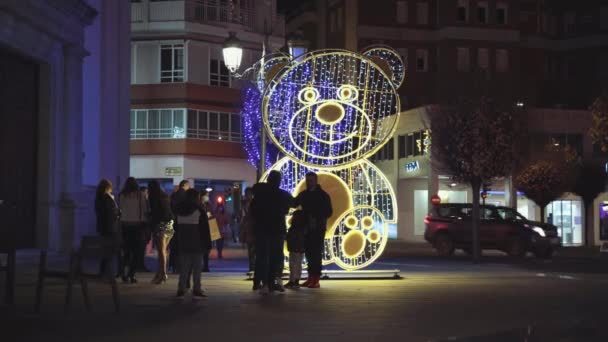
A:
[169,180,190,273]
[251,170,293,293]
[294,172,332,288]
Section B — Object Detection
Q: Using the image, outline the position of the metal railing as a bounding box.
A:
[131,1,284,36]
[130,127,242,142]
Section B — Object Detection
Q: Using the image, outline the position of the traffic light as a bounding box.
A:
[216,195,225,205]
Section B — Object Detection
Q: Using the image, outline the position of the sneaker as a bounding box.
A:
[273,283,286,293]
[192,290,207,299]
[284,281,294,289]
[176,290,186,299]
[258,285,270,295]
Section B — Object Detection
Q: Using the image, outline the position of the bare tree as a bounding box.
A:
[589,91,608,153]
[430,97,526,262]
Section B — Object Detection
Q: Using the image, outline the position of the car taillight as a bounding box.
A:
[424,214,431,224]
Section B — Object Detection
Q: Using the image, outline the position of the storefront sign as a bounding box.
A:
[405,160,420,173]
[416,130,431,155]
[164,167,182,176]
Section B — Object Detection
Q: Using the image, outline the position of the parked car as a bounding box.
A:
[424,203,561,258]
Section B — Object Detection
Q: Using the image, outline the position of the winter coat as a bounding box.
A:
[294,185,333,231]
[287,211,307,253]
[118,191,148,224]
[176,203,211,253]
[95,193,120,237]
[251,182,294,236]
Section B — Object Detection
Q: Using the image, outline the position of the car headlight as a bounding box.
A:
[533,227,546,237]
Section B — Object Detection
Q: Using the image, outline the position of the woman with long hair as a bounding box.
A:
[95,179,120,275]
[148,180,174,284]
[118,177,148,283]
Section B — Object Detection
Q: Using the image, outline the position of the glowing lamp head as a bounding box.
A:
[222,32,243,74]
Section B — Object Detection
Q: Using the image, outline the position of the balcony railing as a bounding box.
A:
[130,128,243,142]
[131,0,285,36]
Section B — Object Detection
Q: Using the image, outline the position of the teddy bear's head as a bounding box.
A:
[262,48,404,169]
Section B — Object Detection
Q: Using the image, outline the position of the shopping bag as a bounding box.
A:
[209,218,222,241]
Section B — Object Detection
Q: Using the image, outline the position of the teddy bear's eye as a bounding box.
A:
[298,86,320,104]
[338,85,358,102]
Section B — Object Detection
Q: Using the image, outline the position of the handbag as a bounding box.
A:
[209,218,221,241]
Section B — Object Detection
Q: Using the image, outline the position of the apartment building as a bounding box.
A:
[286,0,608,246]
[130,0,285,195]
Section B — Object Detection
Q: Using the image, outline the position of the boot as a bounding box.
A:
[301,276,312,287]
[308,275,320,289]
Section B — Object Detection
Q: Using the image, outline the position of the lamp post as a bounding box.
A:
[222,32,308,178]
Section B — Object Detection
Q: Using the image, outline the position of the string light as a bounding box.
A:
[256,47,404,271]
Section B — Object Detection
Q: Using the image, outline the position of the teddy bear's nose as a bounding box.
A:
[315,102,345,125]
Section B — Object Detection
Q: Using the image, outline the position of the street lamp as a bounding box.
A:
[222,32,243,74]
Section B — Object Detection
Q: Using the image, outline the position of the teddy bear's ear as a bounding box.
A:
[360,45,405,88]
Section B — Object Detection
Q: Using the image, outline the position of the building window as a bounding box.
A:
[397,130,430,158]
[398,135,406,158]
[477,48,489,70]
[329,10,336,33]
[416,2,429,25]
[373,138,395,161]
[210,59,230,87]
[477,1,488,24]
[601,7,608,30]
[496,2,508,25]
[160,44,184,83]
[564,12,576,36]
[548,134,583,157]
[416,49,428,72]
[599,52,608,78]
[186,110,242,142]
[457,47,470,72]
[496,49,509,72]
[457,0,468,23]
[396,1,408,24]
[130,109,186,139]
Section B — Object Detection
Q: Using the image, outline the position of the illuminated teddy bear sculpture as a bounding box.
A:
[261,47,404,270]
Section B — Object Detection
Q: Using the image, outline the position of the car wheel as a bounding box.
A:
[534,246,554,259]
[462,247,473,256]
[505,237,526,258]
[435,234,455,257]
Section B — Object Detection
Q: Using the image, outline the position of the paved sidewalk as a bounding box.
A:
[2,245,608,341]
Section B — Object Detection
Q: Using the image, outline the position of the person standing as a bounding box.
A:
[251,171,293,294]
[239,187,256,277]
[138,186,151,272]
[118,177,149,284]
[175,189,209,299]
[294,172,332,289]
[148,180,175,284]
[285,210,307,289]
[214,205,230,259]
[169,180,190,273]
[199,190,212,272]
[95,179,120,276]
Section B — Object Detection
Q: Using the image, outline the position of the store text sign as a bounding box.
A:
[405,160,420,173]
[165,167,182,176]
